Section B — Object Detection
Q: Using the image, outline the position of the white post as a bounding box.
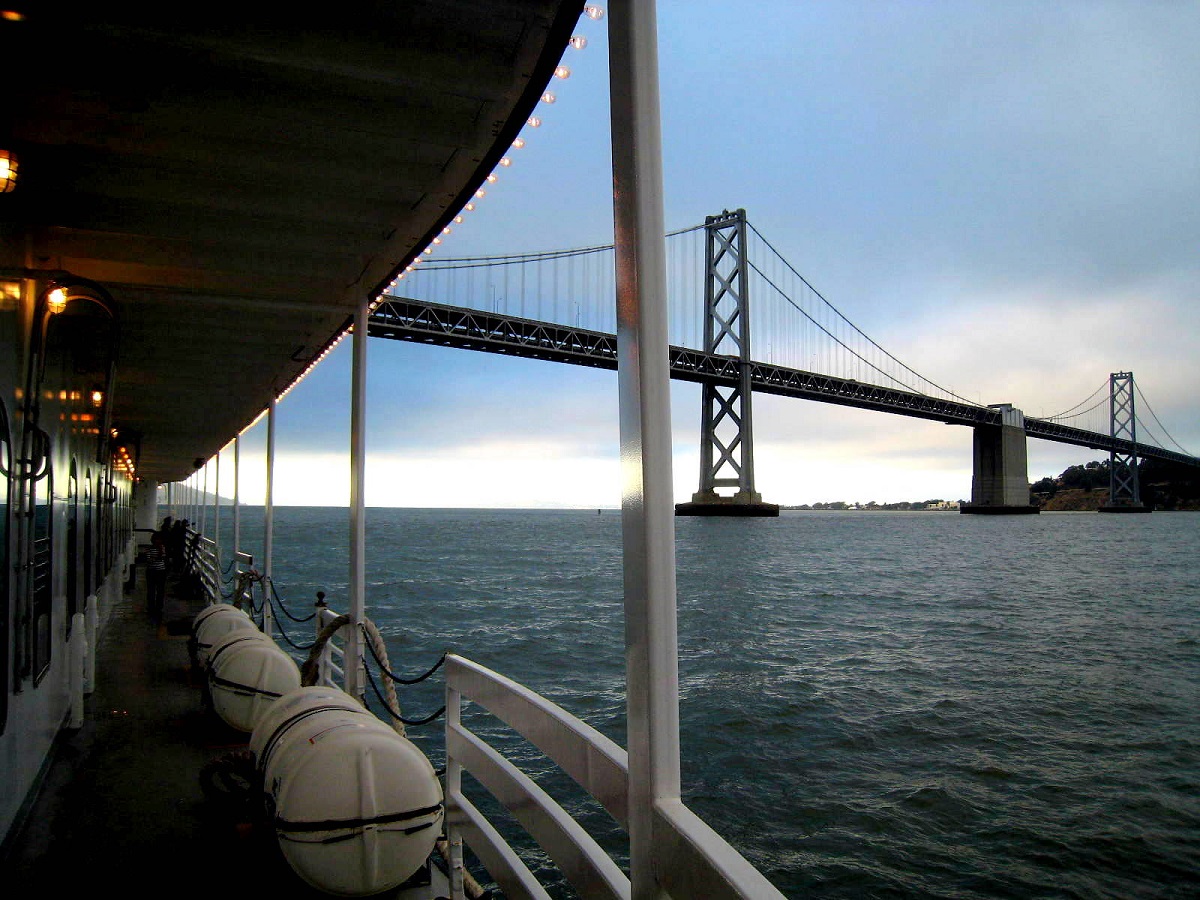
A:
[347,306,368,701]
[233,434,241,575]
[264,400,276,638]
[213,449,221,577]
[609,3,682,898]
[446,684,466,900]
[200,460,208,537]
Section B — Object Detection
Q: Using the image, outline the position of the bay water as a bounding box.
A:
[207,507,1199,898]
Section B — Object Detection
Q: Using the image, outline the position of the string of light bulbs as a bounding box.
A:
[377,5,604,308]
[276,6,605,404]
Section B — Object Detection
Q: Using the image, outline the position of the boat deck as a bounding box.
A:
[4,565,448,899]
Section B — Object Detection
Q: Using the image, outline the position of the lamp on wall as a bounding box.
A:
[45,286,68,314]
[0,149,17,193]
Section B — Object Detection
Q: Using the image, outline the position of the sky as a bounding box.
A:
[203,2,1200,509]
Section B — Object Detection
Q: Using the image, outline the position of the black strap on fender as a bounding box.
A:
[208,672,288,699]
[275,803,445,837]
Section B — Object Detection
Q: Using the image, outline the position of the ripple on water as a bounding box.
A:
[236,507,1200,899]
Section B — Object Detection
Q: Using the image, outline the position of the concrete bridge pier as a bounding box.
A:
[961,404,1039,515]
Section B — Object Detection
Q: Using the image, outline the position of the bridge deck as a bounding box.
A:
[369,297,1197,467]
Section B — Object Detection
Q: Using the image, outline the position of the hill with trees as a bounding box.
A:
[1031,457,1200,511]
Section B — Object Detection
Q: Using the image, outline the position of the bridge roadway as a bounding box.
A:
[369,297,1198,468]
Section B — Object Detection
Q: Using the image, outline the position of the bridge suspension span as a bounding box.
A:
[373,210,1197,514]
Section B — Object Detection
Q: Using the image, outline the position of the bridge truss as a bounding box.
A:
[367,297,1197,469]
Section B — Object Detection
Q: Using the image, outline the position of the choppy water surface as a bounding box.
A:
[220,508,1200,898]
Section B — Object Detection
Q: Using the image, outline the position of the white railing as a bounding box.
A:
[445,654,629,900]
[222,595,782,899]
[313,603,349,691]
[444,655,784,900]
[191,532,221,605]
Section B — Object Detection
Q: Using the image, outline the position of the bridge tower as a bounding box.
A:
[961,404,1038,514]
[1100,371,1151,513]
[676,209,779,517]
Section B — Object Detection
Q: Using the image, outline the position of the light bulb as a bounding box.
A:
[499,157,511,167]
[442,225,452,234]
[475,189,486,198]
[454,215,464,223]
[583,6,604,20]
[465,202,476,211]
[512,137,526,149]
[527,116,542,127]
[569,35,588,50]
[554,65,571,79]
[541,92,556,104]
[486,173,498,183]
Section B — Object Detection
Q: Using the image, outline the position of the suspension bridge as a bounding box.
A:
[368,209,1197,515]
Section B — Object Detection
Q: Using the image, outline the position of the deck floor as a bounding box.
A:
[4,566,448,899]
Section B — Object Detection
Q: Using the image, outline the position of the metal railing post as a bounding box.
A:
[233,434,241,577]
[609,2,682,896]
[264,399,276,638]
[347,305,368,702]
[446,683,465,900]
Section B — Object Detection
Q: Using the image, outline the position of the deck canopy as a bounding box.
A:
[1,3,582,483]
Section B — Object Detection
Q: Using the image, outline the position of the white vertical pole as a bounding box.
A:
[214,449,221,589]
[446,684,466,900]
[233,435,241,574]
[609,2,681,898]
[200,461,208,536]
[264,400,276,637]
[347,308,368,701]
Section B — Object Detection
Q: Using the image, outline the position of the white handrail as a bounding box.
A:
[446,788,551,900]
[446,655,628,826]
[314,605,347,690]
[447,720,629,900]
[444,654,785,899]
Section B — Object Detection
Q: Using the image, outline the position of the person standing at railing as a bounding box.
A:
[145,532,169,625]
[168,519,187,571]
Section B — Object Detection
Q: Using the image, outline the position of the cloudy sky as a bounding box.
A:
[210,2,1200,508]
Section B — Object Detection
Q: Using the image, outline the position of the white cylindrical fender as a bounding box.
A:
[258,702,444,896]
[209,636,301,733]
[249,685,370,765]
[193,605,257,669]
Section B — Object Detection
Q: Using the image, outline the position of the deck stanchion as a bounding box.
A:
[233,435,241,577]
[347,305,368,702]
[264,399,276,638]
[213,450,220,573]
[608,2,682,896]
[200,459,208,537]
